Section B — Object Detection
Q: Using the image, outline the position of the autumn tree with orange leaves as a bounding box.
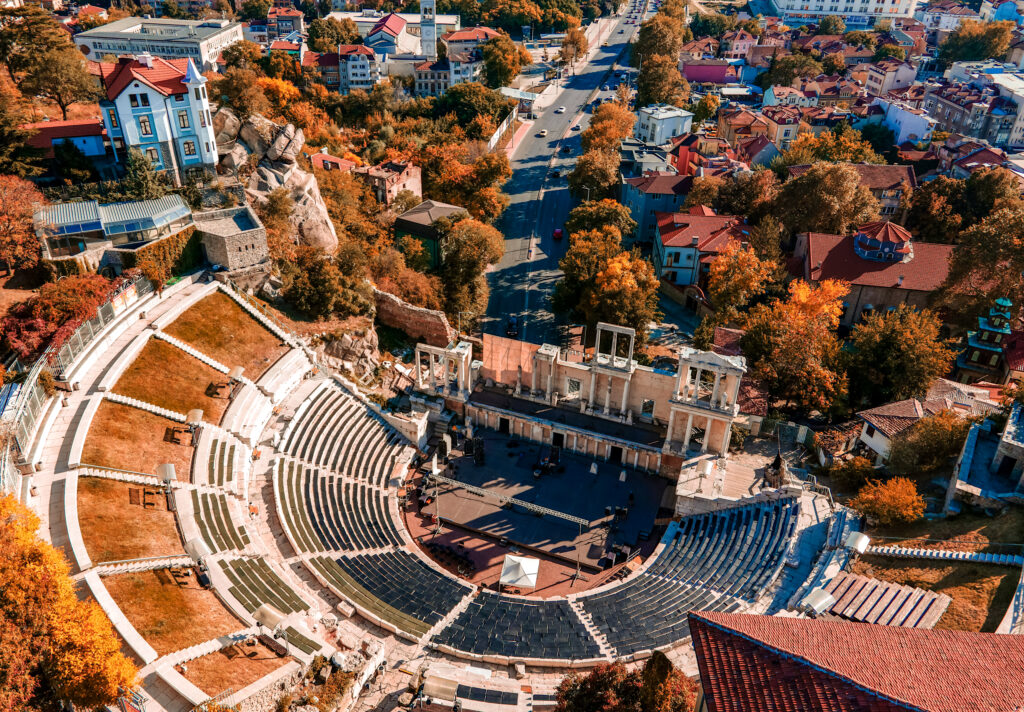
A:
[851,477,925,526]
[707,243,779,324]
[0,495,137,710]
[581,102,635,153]
[741,280,849,413]
[555,651,696,712]
[0,174,43,273]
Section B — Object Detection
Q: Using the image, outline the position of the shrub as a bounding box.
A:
[850,477,926,526]
[887,410,973,476]
[120,227,203,287]
[37,369,56,398]
[829,456,875,492]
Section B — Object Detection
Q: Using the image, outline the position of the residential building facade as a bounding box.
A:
[74,17,243,71]
[634,104,694,145]
[414,52,482,96]
[92,55,217,185]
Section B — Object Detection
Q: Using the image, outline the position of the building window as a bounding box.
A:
[146,147,159,163]
[865,424,876,437]
[567,378,581,398]
[183,140,196,156]
[138,115,153,136]
[140,93,150,107]
[195,87,202,100]
[108,109,118,128]
[178,110,190,129]
[176,93,185,102]
[130,94,139,108]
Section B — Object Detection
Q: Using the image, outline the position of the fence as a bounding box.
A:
[1,273,154,495]
[487,105,520,152]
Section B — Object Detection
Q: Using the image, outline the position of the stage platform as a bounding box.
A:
[421,433,669,571]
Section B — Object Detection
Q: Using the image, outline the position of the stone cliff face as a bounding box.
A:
[213,108,338,253]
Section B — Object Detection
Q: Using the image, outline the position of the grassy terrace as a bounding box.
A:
[181,640,289,697]
[114,339,231,424]
[82,401,193,478]
[866,509,1024,555]
[78,477,184,563]
[164,292,289,379]
[104,570,243,656]
[851,557,1019,632]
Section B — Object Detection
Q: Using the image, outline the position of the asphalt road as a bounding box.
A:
[483,0,657,346]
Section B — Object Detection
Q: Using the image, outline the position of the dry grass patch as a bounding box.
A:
[104,569,243,656]
[866,509,1024,554]
[78,477,184,563]
[83,401,193,478]
[850,556,1019,632]
[181,639,289,696]
[114,339,231,423]
[164,291,289,379]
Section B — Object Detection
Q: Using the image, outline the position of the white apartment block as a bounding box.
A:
[75,17,243,71]
[768,0,916,28]
[634,104,695,145]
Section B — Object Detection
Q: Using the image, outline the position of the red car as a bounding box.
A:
[553,228,564,239]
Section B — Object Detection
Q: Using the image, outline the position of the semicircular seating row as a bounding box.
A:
[278,382,406,488]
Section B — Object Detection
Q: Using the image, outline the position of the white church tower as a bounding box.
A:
[421,0,437,60]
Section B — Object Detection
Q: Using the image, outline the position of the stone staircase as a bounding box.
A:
[78,465,184,488]
[216,281,298,348]
[567,599,616,659]
[154,330,258,388]
[159,627,259,668]
[93,554,195,577]
[824,571,951,629]
[423,590,478,643]
[103,391,187,422]
[869,545,1024,567]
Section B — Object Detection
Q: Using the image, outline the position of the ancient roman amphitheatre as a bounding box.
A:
[14,271,1014,712]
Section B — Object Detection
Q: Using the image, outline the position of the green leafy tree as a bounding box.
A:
[220,39,265,70]
[843,30,877,48]
[632,14,686,66]
[438,218,504,323]
[556,652,696,712]
[53,140,98,183]
[481,32,532,88]
[821,51,845,75]
[691,94,720,124]
[688,12,737,38]
[757,53,822,88]
[776,162,879,234]
[120,148,167,201]
[307,16,361,52]
[816,14,845,34]
[904,175,964,243]
[239,0,271,20]
[636,53,690,106]
[936,207,1024,328]
[19,48,98,120]
[872,43,906,61]
[939,19,1015,66]
[846,306,956,408]
[568,149,620,200]
[887,411,974,477]
[0,83,43,177]
[434,81,515,124]
[0,6,73,87]
[962,166,1023,222]
[565,199,636,239]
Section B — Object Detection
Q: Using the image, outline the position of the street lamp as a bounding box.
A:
[457,311,474,338]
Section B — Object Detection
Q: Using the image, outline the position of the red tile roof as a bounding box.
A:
[1007,331,1024,372]
[857,397,953,438]
[691,611,1024,712]
[339,44,374,56]
[268,6,302,16]
[804,233,952,292]
[953,147,1006,174]
[857,220,912,245]
[77,4,106,14]
[370,12,406,37]
[712,326,744,356]
[22,119,105,159]
[442,26,501,42]
[656,210,747,251]
[90,56,192,100]
[269,40,301,51]
[789,162,917,190]
[623,173,694,196]
[311,152,356,172]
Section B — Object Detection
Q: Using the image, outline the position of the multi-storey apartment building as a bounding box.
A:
[74,17,243,71]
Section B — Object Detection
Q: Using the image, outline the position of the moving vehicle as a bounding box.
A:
[538,128,548,136]
[553,228,564,239]
[571,124,581,131]
[555,106,566,113]
[619,28,624,33]
[550,169,561,177]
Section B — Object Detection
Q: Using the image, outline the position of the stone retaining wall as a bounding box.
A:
[372,287,455,347]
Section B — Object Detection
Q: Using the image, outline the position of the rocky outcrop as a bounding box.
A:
[373,286,455,347]
[316,327,381,380]
[213,107,338,254]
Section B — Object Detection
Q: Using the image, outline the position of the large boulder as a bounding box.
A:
[266,123,304,164]
[220,141,251,172]
[238,114,279,160]
[293,195,338,252]
[212,106,241,145]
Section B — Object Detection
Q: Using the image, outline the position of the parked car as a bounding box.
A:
[550,169,560,178]
[553,228,564,239]
[506,316,519,337]
[538,129,548,136]
[571,124,581,131]
[561,145,572,153]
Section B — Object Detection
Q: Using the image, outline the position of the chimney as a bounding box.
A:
[136,52,154,68]
[691,236,699,246]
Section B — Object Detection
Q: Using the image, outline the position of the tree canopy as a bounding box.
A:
[481,33,532,88]
[580,101,635,152]
[851,477,926,526]
[565,199,637,239]
[776,162,879,234]
[886,410,974,478]
[555,652,696,712]
[0,175,43,273]
[0,495,138,710]
[939,19,1015,66]
[307,16,362,52]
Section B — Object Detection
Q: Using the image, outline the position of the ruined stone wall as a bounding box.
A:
[372,287,455,347]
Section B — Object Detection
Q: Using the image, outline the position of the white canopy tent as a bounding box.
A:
[500,554,540,589]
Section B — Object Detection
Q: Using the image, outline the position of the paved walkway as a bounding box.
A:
[31,280,212,570]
